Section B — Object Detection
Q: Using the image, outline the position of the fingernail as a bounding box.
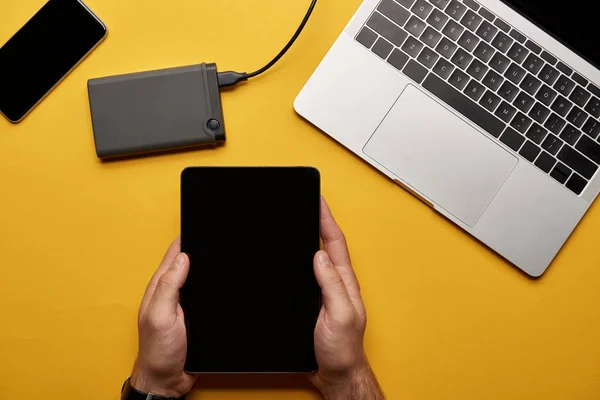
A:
[317,252,332,268]
[173,254,186,269]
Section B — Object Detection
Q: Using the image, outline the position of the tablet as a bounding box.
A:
[180,167,321,373]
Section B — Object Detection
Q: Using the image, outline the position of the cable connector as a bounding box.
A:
[217,71,248,88]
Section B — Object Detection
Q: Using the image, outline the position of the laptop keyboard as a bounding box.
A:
[355,0,600,195]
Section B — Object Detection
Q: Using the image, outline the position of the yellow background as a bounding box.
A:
[1,0,600,399]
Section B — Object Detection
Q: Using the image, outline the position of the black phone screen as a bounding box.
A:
[0,0,106,122]
[180,167,321,373]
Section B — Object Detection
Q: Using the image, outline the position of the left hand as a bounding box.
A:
[130,237,197,398]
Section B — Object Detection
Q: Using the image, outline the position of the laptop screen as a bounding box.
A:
[501,0,600,70]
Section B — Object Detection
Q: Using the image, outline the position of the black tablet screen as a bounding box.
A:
[181,167,321,373]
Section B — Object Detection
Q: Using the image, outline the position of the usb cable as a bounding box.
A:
[217,0,318,88]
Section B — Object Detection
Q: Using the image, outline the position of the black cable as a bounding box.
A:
[217,0,318,88]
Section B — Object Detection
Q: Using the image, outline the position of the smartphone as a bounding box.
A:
[0,0,107,123]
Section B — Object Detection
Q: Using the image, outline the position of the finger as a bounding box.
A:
[140,237,181,314]
[320,198,361,301]
[149,253,190,317]
[313,250,351,314]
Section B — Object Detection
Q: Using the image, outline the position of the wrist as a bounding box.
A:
[130,366,186,398]
[317,363,383,400]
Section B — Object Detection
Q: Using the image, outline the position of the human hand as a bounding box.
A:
[130,237,197,398]
[310,198,384,399]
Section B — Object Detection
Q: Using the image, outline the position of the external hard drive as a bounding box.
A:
[88,63,225,159]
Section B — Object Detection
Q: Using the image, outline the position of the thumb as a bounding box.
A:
[151,253,190,316]
[313,250,351,313]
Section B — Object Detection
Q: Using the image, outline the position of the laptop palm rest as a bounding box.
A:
[363,85,517,227]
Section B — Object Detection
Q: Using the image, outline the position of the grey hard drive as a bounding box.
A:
[87,63,225,159]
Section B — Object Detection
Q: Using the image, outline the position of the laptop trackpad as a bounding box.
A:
[363,85,517,227]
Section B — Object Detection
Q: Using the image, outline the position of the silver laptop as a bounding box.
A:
[295,0,600,277]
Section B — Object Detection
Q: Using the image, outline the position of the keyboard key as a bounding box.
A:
[463,0,480,11]
[556,61,573,76]
[569,86,591,108]
[558,146,598,179]
[495,101,517,123]
[500,127,525,151]
[401,36,424,58]
[526,123,548,144]
[582,118,600,139]
[388,48,410,70]
[427,8,449,30]
[520,74,542,95]
[566,106,588,128]
[422,73,505,137]
[436,37,458,58]
[451,48,473,69]
[519,140,541,162]
[514,92,535,113]
[498,81,519,102]
[585,96,600,118]
[509,29,526,44]
[489,53,510,74]
[550,163,572,184]
[572,72,588,87]
[535,84,557,106]
[442,19,464,41]
[506,42,528,64]
[540,51,557,65]
[544,113,566,135]
[553,75,576,96]
[566,174,588,195]
[372,38,394,59]
[378,0,411,27]
[417,47,439,68]
[523,54,544,75]
[510,112,532,133]
[491,31,513,53]
[480,90,501,112]
[482,70,503,91]
[494,19,510,32]
[525,40,542,54]
[457,30,479,52]
[504,63,526,84]
[542,133,564,155]
[460,9,483,31]
[466,59,488,80]
[529,102,550,124]
[402,59,429,83]
[575,135,600,164]
[406,16,427,37]
[464,80,486,101]
[412,0,434,19]
[550,96,573,117]
[538,64,560,85]
[367,12,409,46]
[356,27,378,48]
[478,7,494,22]
[560,124,581,146]
[473,41,495,63]
[398,0,416,7]
[429,0,449,10]
[476,20,498,42]
[588,83,600,98]
[433,58,455,79]
[448,69,470,90]
[445,0,467,20]
[421,27,442,47]
[535,151,557,173]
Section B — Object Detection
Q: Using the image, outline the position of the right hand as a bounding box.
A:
[310,198,384,399]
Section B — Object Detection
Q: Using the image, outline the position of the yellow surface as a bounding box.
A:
[1,0,600,399]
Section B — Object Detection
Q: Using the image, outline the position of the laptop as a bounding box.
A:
[295,0,600,277]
